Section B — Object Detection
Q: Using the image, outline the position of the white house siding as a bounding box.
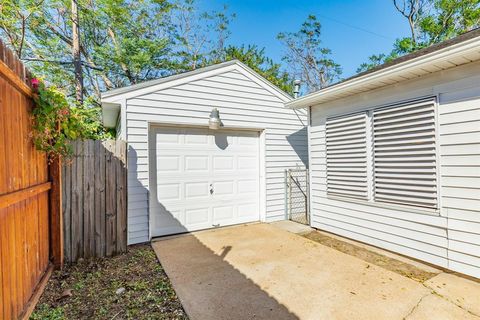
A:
[309,61,480,277]
[438,86,480,278]
[126,69,307,244]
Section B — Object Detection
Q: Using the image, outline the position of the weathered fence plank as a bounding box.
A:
[105,140,117,257]
[116,141,127,253]
[63,159,72,262]
[63,140,127,262]
[94,141,106,257]
[72,141,83,262]
[84,140,95,257]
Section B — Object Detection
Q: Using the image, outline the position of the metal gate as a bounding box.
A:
[285,169,309,225]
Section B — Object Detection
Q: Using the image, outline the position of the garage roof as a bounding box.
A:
[286,28,480,109]
[101,60,292,101]
[101,60,292,128]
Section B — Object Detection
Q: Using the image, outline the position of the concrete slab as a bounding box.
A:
[405,294,479,320]
[425,273,480,316]
[152,223,431,320]
[270,220,313,235]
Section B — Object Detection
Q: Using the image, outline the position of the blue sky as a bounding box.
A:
[199,0,411,78]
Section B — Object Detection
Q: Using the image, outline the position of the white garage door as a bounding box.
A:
[150,127,260,237]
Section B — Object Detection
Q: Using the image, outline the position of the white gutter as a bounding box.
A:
[286,35,480,109]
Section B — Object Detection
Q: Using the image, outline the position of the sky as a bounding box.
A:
[198,0,411,78]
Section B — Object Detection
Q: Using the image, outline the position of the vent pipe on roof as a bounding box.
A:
[293,80,301,99]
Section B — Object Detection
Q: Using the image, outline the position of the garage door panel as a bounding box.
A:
[238,203,258,218]
[238,156,257,169]
[151,127,260,237]
[184,155,209,171]
[238,135,258,145]
[212,180,235,195]
[152,207,183,229]
[156,131,181,143]
[185,132,209,144]
[213,156,234,170]
[185,181,210,199]
[156,183,181,200]
[213,206,235,221]
[185,207,210,226]
[238,179,258,194]
[157,155,180,172]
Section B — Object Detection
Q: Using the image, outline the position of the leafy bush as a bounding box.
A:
[30,79,108,159]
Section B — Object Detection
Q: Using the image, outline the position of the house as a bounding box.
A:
[101,60,308,245]
[287,29,480,279]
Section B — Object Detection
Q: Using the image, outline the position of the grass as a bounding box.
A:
[31,244,188,320]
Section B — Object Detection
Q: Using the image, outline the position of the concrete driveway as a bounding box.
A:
[152,223,480,320]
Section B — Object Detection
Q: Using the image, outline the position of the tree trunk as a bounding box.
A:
[72,0,83,104]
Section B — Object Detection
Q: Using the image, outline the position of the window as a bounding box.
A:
[373,99,437,209]
[325,97,438,210]
[326,113,369,200]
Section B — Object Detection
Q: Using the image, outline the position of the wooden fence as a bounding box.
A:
[62,140,127,262]
[0,39,62,320]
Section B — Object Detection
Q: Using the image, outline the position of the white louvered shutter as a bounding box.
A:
[372,98,438,209]
[326,113,369,199]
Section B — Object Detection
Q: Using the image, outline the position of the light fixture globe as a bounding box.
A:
[208,107,222,130]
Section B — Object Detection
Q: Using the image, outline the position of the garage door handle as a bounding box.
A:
[210,184,214,194]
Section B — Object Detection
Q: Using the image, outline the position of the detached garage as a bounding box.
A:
[287,29,480,279]
[101,60,308,244]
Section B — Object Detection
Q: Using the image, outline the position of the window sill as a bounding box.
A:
[326,195,441,217]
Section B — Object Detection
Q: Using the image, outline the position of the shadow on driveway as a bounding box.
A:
[152,228,299,320]
[151,223,436,320]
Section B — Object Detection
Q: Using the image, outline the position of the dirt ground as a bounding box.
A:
[303,231,438,283]
[31,244,188,320]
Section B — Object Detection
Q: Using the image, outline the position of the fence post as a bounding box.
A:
[49,155,64,269]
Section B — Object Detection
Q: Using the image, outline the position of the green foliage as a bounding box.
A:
[419,0,480,44]
[31,80,105,159]
[357,0,480,73]
[0,0,295,104]
[278,15,342,93]
[222,45,293,94]
[356,54,389,74]
[30,304,66,320]
[84,0,175,88]
[0,0,174,98]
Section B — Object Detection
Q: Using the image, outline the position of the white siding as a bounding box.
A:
[309,61,480,278]
[126,69,307,244]
[439,87,480,278]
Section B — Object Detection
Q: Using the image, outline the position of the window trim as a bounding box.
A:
[325,95,441,214]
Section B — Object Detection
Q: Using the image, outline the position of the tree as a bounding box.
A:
[72,0,83,103]
[0,0,295,101]
[222,45,293,94]
[172,0,235,71]
[356,54,389,73]
[277,15,342,93]
[393,0,428,45]
[357,0,480,73]
[0,0,174,100]
[85,0,174,89]
[419,0,480,44]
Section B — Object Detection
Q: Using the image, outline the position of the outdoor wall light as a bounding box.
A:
[208,107,222,130]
